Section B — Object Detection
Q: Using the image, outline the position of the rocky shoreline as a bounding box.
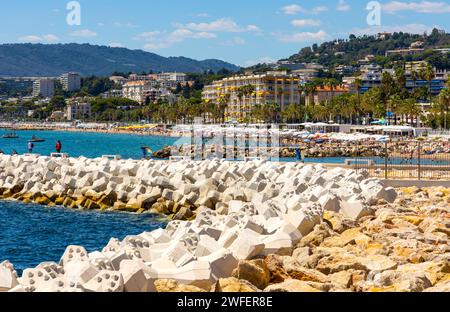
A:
[0,155,448,292]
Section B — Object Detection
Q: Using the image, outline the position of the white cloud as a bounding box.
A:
[42,34,59,42]
[70,29,97,38]
[196,13,210,17]
[281,4,303,15]
[221,37,246,46]
[243,57,277,67]
[383,1,450,13]
[281,4,328,15]
[137,29,216,50]
[337,0,351,11]
[274,30,329,43]
[312,6,329,14]
[350,23,440,36]
[175,18,260,33]
[18,34,59,43]
[109,43,124,48]
[291,19,322,27]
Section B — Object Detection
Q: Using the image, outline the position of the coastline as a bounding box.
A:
[0,154,449,292]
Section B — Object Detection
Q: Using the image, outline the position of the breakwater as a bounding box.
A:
[0,154,404,292]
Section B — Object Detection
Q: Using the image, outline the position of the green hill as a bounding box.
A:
[283,28,450,70]
[0,43,240,77]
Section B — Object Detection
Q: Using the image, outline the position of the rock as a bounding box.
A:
[59,245,88,267]
[154,279,206,292]
[231,259,270,290]
[213,277,260,292]
[316,253,368,275]
[281,257,328,283]
[367,270,432,292]
[0,261,19,291]
[264,279,323,292]
[297,223,334,247]
[264,255,289,284]
[83,270,124,292]
[328,271,352,289]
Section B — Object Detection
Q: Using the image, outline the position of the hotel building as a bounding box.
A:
[202,71,302,122]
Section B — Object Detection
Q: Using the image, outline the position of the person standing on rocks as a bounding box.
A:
[56,140,62,153]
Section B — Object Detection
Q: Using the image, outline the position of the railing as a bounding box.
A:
[349,140,450,181]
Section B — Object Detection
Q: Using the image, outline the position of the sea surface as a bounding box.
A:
[0,129,188,159]
[0,200,167,275]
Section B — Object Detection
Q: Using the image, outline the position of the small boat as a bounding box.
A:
[29,135,45,143]
[2,129,19,139]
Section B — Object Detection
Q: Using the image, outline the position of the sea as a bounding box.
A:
[0,129,447,274]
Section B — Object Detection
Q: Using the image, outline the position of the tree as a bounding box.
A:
[420,63,435,104]
[438,88,450,129]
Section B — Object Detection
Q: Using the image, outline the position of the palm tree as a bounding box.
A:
[218,93,230,123]
[282,104,303,123]
[438,88,450,129]
[420,64,435,104]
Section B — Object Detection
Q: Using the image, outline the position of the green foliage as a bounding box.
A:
[284,28,450,70]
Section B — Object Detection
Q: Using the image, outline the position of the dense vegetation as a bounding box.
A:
[285,28,450,70]
[0,43,239,76]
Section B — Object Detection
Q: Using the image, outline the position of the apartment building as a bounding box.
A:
[156,72,186,83]
[385,48,425,57]
[122,81,173,103]
[202,71,302,122]
[60,72,81,92]
[66,102,91,121]
[305,86,352,106]
[32,78,55,98]
[122,81,152,103]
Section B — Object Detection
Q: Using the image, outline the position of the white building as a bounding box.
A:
[66,102,91,121]
[32,78,55,98]
[156,72,186,83]
[122,81,151,103]
[60,72,81,92]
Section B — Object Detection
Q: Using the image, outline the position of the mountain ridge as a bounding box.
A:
[0,43,240,77]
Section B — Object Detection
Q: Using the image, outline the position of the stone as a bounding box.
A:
[264,279,323,292]
[59,245,88,267]
[0,261,19,291]
[64,261,99,285]
[264,254,289,284]
[154,279,206,292]
[228,230,265,260]
[119,260,153,292]
[83,270,124,292]
[231,259,270,290]
[214,277,260,292]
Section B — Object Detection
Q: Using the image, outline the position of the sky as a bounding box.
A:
[0,0,449,66]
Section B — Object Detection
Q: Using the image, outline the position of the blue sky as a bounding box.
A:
[1,0,449,66]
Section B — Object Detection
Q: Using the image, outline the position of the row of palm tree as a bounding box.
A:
[136,64,449,129]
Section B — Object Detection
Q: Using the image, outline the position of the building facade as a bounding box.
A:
[202,72,302,122]
[60,72,81,92]
[66,102,91,121]
[122,81,151,103]
[305,86,352,106]
[32,78,55,98]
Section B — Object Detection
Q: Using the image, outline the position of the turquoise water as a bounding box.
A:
[0,200,167,275]
[0,129,188,159]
